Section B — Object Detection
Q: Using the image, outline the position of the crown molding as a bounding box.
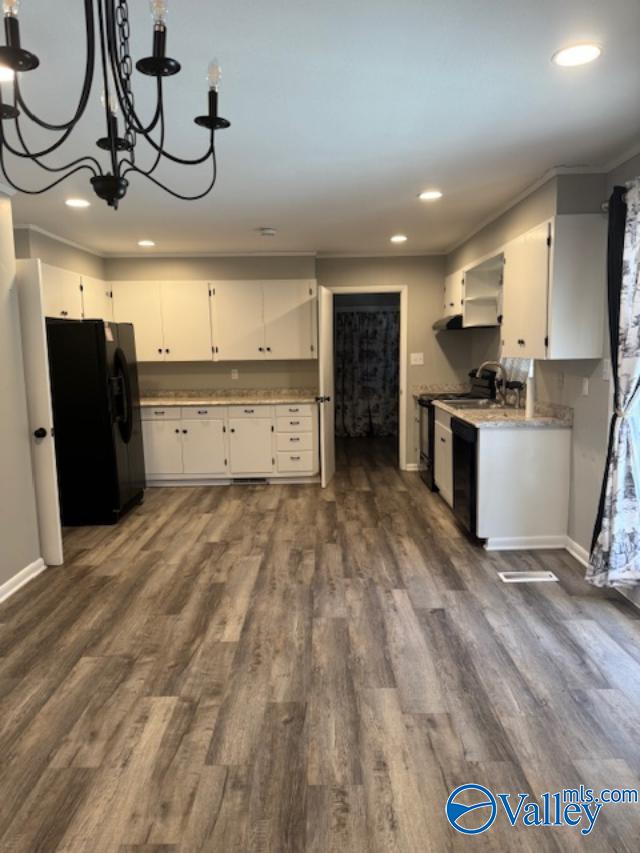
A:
[14,223,103,257]
[0,181,16,198]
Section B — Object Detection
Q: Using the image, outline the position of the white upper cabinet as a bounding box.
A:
[211,280,265,361]
[81,275,113,321]
[161,281,213,362]
[502,223,549,360]
[501,215,606,360]
[263,280,317,359]
[443,270,463,317]
[112,280,165,362]
[41,264,83,319]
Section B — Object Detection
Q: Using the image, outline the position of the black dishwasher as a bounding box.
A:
[451,417,479,538]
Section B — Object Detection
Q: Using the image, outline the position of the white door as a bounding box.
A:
[210,281,265,360]
[112,280,165,362]
[502,224,549,360]
[81,276,113,321]
[263,280,317,359]
[161,281,213,362]
[16,260,64,566]
[318,286,335,488]
[41,264,83,319]
[181,418,228,474]
[142,420,184,475]
[228,418,274,474]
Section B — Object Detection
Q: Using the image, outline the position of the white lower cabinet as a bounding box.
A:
[229,413,274,475]
[142,403,319,482]
[142,419,184,476]
[182,418,227,475]
[434,412,453,507]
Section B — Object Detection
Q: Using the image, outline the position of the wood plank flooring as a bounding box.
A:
[2,437,640,850]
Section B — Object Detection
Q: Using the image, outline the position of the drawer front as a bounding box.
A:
[434,407,452,430]
[141,406,181,421]
[276,415,313,433]
[276,432,313,452]
[228,405,274,419]
[277,450,315,473]
[275,403,314,418]
[180,406,226,420]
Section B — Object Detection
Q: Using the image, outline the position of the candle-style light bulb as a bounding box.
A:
[149,0,168,26]
[101,90,118,116]
[208,59,221,91]
[2,0,20,17]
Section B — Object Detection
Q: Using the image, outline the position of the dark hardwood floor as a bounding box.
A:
[1,438,640,851]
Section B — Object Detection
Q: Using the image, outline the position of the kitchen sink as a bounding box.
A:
[445,399,504,409]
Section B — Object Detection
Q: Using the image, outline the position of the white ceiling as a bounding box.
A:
[6,0,640,256]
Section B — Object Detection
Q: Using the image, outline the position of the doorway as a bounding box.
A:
[333,292,401,470]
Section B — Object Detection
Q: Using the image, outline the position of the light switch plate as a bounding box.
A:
[582,377,590,397]
[410,352,424,366]
[231,369,239,380]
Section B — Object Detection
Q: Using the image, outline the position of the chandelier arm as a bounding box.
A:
[0,154,99,195]
[14,0,96,133]
[121,144,218,201]
[105,1,162,137]
[1,113,103,173]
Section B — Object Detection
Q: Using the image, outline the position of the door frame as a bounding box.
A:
[327,284,408,469]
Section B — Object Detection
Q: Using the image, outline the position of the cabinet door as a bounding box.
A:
[142,420,183,475]
[501,223,549,360]
[434,422,453,507]
[112,280,165,362]
[160,281,213,362]
[444,271,463,317]
[81,276,113,321]
[181,418,227,475]
[263,280,317,359]
[210,281,265,360]
[228,417,274,474]
[41,264,83,319]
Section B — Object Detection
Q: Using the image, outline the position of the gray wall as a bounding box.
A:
[105,255,316,281]
[1,198,40,585]
[317,255,472,463]
[14,227,105,279]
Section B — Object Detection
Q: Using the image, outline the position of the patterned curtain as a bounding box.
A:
[588,180,640,587]
[335,308,400,438]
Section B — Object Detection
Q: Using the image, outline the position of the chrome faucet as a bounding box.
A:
[477,361,507,406]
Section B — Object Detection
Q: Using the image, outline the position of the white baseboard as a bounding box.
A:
[485,535,568,552]
[0,557,46,604]
[404,463,419,472]
[565,536,590,568]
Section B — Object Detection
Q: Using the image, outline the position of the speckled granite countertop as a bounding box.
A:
[411,383,470,399]
[432,399,573,429]
[140,388,319,407]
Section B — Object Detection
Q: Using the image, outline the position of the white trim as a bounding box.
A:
[565,536,590,568]
[484,535,568,552]
[328,284,409,470]
[0,180,16,198]
[602,142,640,175]
[15,224,101,257]
[107,250,318,259]
[0,558,47,604]
[405,463,419,472]
[146,475,321,487]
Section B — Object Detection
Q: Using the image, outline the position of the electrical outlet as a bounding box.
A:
[602,358,612,381]
[582,377,590,397]
[410,352,424,366]
[231,369,239,380]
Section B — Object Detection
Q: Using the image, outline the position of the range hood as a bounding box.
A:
[432,314,464,331]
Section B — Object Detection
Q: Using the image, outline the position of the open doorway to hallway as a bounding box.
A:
[333,292,401,471]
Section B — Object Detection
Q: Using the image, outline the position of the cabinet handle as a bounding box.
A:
[230,428,235,433]
[289,408,300,413]
[290,437,300,442]
[197,410,208,415]
[182,429,188,434]
[290,420,300,425]
[266,347,272,352]
[518,339,526,346]
[158,348,162,354]
[258,347,264,352]
[440,437,446,443]
[175,428,180,434]
[290,456,301,461]
[165,348,170,354]
[154,411,165,416]
[244,408,255,414]
[33,427,47,439]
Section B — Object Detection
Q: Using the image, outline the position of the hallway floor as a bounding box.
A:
[1,445,640,850]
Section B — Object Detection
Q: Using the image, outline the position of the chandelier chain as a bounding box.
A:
[115,0,136,155]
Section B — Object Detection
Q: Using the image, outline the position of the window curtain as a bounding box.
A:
[335,308,400,438]
[588,180,640,588]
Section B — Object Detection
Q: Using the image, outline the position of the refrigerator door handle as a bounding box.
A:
[113,347,134,444]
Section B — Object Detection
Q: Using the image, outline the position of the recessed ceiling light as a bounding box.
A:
[552,43,602,67]
[138,239,155,247]
[390,234,408,244]
[65,198,91,209]
[0,65,14,83]
[419,190,443,201]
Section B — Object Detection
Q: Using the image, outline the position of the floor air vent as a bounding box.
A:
[498,570,559,584]
[233,477,268,484]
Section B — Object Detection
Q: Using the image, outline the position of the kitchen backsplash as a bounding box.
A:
[138,360,319,394]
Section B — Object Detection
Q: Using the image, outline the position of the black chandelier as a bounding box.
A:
[0,0,230,208]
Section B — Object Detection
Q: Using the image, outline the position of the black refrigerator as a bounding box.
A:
[46,319,146,526]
